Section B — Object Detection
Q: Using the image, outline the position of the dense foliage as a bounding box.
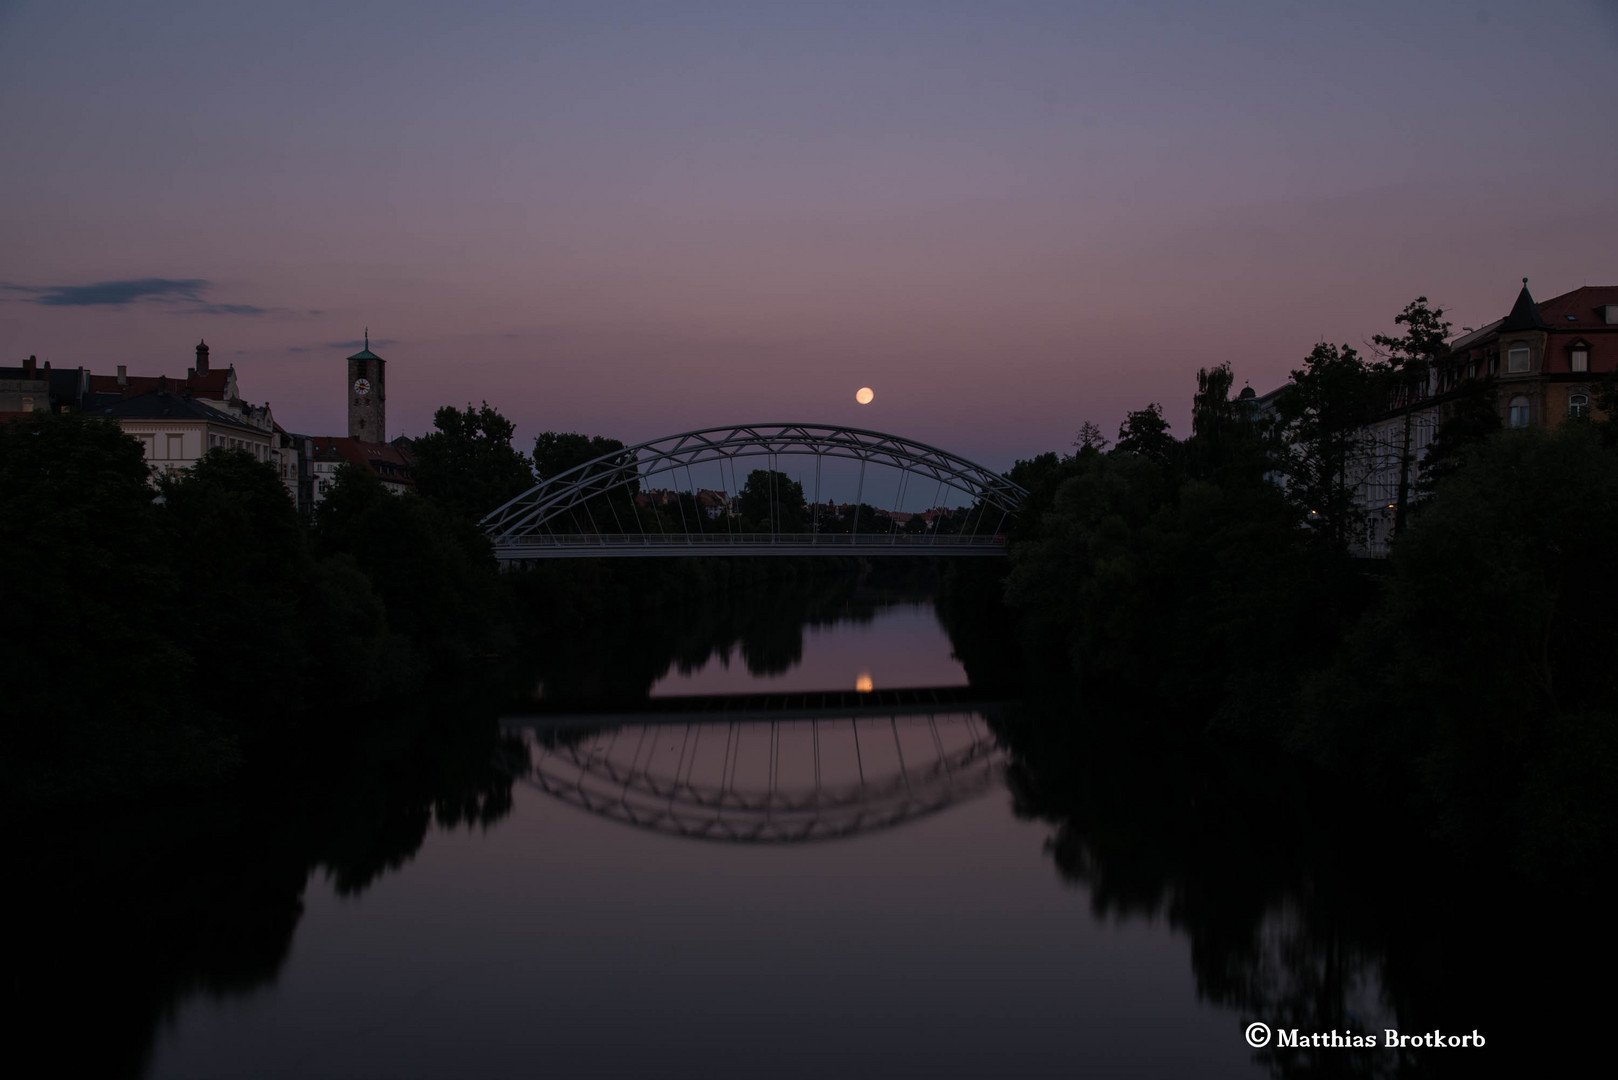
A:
[1,412,517,813]
[408,402,535,521]
[996,301,1618,877]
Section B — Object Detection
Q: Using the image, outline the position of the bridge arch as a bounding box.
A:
[481,422,1028,553]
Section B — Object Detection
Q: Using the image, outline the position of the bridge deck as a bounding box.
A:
[504,684,1010,728]
[494,532,1007,561]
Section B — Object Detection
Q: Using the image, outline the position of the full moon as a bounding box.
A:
[855,387,875,405]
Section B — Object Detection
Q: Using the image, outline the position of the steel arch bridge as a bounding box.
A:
[481,422,1029,560]
[508,713,1004,844]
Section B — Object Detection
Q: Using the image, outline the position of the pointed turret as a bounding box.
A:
[1499,278,1548,332]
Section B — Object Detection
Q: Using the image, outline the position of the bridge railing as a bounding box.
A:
[493,531,1007,559]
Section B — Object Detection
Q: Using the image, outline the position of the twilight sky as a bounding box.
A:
[3,0,1615,470]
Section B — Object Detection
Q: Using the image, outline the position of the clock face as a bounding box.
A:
[353,378,372,396]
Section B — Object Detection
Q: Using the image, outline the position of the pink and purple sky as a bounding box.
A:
[3,0,1615,470]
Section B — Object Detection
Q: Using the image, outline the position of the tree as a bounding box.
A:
[1184,363,1273,485]
[409,402,534,524]
[737,469,806,532]
[1114,403,1174,465]
[0,413,193,802]
[1417,376,1500,496]
[1372,297,1452,530]
[1276,343,1382,551]
[1073,421,1110,454]
[1302,424,1618,873]
[1192,363,1240,444]
[1594,368,1618,449]
[159,449,318,728]
[531,431,630,483]
[530,431,641,532]
[314,464,509,670]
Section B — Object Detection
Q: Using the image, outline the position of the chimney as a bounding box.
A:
[117,364,128,387]
[196,339,210,375]
[24,355,35,378]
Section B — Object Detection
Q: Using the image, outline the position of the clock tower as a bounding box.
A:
[346,329,386,440]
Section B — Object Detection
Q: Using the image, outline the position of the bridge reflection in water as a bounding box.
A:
[502,695,1004,844]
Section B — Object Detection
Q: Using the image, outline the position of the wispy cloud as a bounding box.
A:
[285,338,397,355]
[1,277,279,316]
[328,338,398,350]
[195,302,271,316]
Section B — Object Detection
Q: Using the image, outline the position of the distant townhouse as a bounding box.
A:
[1256,279,1618,555]
[76,340,289,485]
[305,435,415,505]
[89,388,276,478]
[0,355,89,417]
[1444,280,1617,429]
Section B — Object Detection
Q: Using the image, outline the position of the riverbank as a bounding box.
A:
[966,418,1618,885]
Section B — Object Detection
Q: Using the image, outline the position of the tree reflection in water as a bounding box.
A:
[992,701,1605,1078]
[10,700,527,1080]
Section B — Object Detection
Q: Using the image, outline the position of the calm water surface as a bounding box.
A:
[144,601,1265,1078]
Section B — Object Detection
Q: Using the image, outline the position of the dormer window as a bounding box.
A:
[1507,345,1530,373]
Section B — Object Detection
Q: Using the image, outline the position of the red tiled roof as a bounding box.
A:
[308,435,415,481]
[86,369,232,399]
[1536,285,1618,329]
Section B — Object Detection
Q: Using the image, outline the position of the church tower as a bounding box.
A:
[346,330,385,440]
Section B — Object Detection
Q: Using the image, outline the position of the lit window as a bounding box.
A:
[1570,348,1589,373]
[1569,394,1590,420]
[1508,395,1531,428]
[21,397,33,412]
[1507,345,1530,373]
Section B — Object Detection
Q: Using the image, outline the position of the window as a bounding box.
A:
[21,396,33,412]
[167,434,183,459]
[1570,348,1589,373]
[1507,345,1530,373]
[1508,395,1531,428]
[1569,394,1590,420]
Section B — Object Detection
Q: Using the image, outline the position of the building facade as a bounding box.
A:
[305,435,415,507]
[1355,281,1614,555]
[81,341,288,485]
[90,389,277,478]
[1441,281,1617,431]
[0,356,89,417]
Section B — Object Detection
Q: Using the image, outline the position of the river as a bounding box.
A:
[18,580,1584,1077]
